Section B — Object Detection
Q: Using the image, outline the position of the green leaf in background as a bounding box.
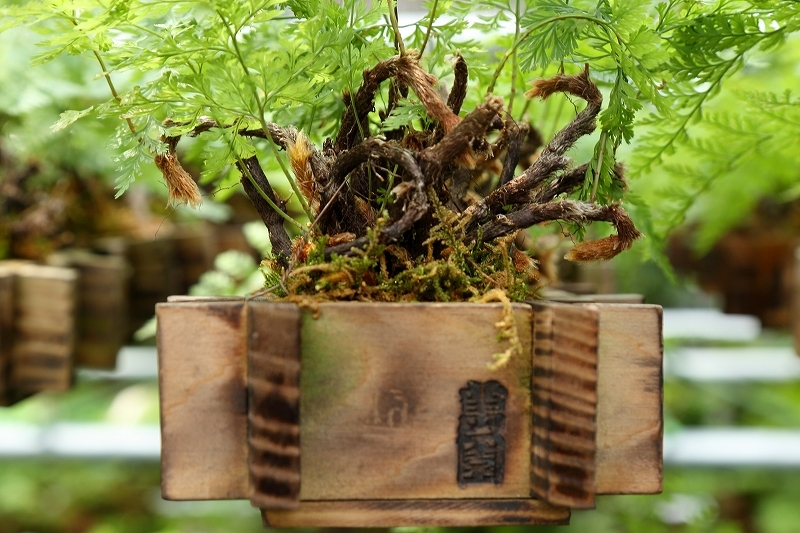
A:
[242,220,272,256]
[213,250,256,281]
[379,100,429,132]
[50,106,94,132]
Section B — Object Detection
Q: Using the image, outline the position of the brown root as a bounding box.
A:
[525,64,602,106]
[564,205,642,261]
[154,137,202,208]
[157,60,640,304]
[462,66,603,229]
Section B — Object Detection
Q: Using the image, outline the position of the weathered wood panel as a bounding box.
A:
[0,270,14,405]
[262,498,570,527]
[299,302,533,500]
[47,250,129,368]
[4,263,77,395]
[157,299,248,500]
[530,302,599,509]
[98,237,182,337]
[248,302,301,509]
[595,303,663,494]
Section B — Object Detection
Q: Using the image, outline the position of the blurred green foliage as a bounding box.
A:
[0,380,159,425]
[0,26,165,194]
[666,381,800,429]
[0,461,264,533]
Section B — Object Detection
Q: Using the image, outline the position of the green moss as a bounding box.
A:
[299,310,367,423]
[275,202,537,304]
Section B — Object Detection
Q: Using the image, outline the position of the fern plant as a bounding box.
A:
[2,0,799,297]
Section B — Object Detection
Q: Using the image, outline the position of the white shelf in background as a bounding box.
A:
[0,422,160,459]
[663,308,761,341]
[77,346,159,380]
[664,428,800,467]
[666,346,800,381]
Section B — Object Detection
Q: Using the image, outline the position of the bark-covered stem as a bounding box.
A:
[476,200,625,242]
[237,156,293,267]
[498,121,530,187]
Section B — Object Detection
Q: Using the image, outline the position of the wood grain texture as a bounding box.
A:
[594,303,663,494]
[262,498,570,527]
[1,263,77,395]
[157,300,249,500]
[299,302,533,501]
[530,302,598,509]
[47,250,129,369]
[167,296,245,303]
[247,302,301,509]
[0,271,14,405]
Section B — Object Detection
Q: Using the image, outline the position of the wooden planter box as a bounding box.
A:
[47,250,130,369]
[1,252,130,404]
[95,236,184,338]
[669,231,795,328]
[95,224,244,340]
[157,298,663,527]
[0,262,77,405]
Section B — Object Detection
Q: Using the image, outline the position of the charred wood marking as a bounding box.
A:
[457,380,508,486]
[531,302,598,509]
[371,388,410,427]
[247,302,302,509]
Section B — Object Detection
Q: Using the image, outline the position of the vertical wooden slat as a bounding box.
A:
[157,299,248,500]
[531,302,599,509]
[0,270,14,405]
[530,304,554,497]
[595,304,663,494]
[247,302,302,509]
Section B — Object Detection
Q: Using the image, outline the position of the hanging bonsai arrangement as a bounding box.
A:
[4,0,799,526]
